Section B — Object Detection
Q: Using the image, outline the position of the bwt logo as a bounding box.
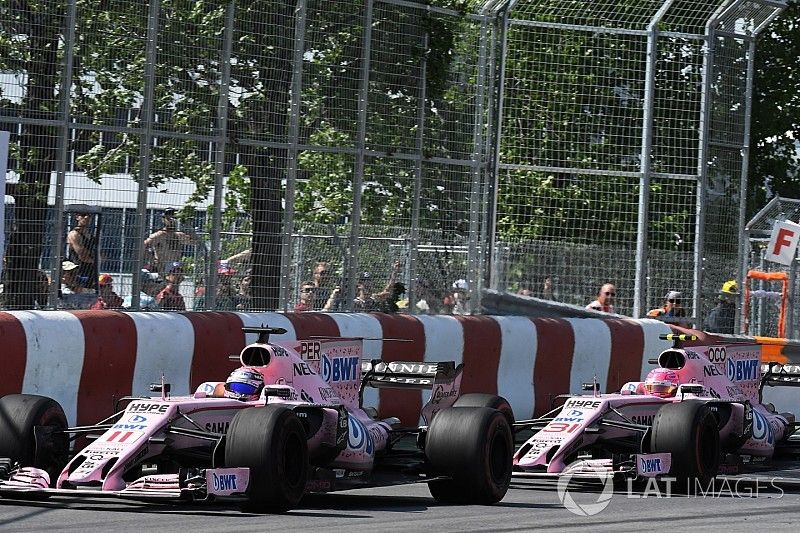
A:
[212,473,237,491]
[322,355,360,382]
[639,457,664,474]
[727,359,759,382]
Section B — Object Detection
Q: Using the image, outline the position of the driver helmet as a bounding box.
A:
[643,368,680,398]
[223,368,265,401]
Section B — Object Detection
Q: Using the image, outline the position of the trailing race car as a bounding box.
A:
[514,334,800,486]
[0,327,513,512]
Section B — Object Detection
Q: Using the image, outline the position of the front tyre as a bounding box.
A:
[0,394,69,483]
[225,405,308,513]
[425,407,513,504]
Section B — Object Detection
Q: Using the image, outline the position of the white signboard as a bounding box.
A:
[0,130,8,282]
[765,219,800,266]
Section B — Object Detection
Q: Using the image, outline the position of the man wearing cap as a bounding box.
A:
[90,274,124,310]
[144,208,197,276]
[67,211,97,290]
[706,280,737,334]
[156,261,186,311]
[58,260,98,309]
[647,290,688,325]
[123,269,163,310]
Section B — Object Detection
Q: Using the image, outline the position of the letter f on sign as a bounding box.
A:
[773,228,795,256]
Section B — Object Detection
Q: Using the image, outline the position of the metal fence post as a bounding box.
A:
[408,31,428,313]
[207,0,236,310]
[634,1,673,318]
[131,0,161,309]
[348,0,374,312]
[49,0,78,308]
[280,0,307,311]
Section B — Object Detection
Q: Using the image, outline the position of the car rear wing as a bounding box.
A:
[360,360,464,425]
[760,362,800,401]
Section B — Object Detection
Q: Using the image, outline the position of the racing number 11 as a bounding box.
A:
[543,422,580,433]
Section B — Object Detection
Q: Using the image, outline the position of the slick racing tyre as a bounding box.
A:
[650,400,720,489]
[225,405,308,513]
[426,407,513,504]
[453,393,515,426]
[0,394,69,484]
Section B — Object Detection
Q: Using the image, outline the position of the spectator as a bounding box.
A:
[58,260,97,309]
[586,283,616,313]
[123,269,162,310]
[542,276,554,300]
[144,208,196,276]
[236,269,252,310]
[214,263,239,310]
[647,290,688,326]
[156,261,186,311]
[67,211,97,290]
[706,280,737,334]
[312,261,336,310]
[517,286,533,297]
[353,272,375,312]
[90,274,124,310]
[444,279,470,315]
[374,282,406,313]
[294,280,315,312]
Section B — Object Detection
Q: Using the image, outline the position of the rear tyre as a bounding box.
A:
[225,405,308,513]
[453,393,515,426]
[426,407,513,504]
[650,400,720,490]
[0,394,69,484]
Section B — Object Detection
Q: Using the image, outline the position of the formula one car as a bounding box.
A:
[514,334,800,486]
[0,327,513,512]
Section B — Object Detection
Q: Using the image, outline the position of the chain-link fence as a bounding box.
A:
[0,0,788,323]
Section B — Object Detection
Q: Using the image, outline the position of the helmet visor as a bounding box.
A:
[225,381,261,396]
[643,382,676,397]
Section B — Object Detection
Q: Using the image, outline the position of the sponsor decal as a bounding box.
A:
[564,399,602,410]
[752,410,774,444]
[300,389,314,403]
[432,385,458,401]
[727,359,760,382]
[636,453,670,476]
[299,341,321,361]
[708,388,721,399]
[347,415,374,455]
[686,351,701,360]
[205,421,231,434]
[112,423,147,431]
[554,410,586,423]
[319,387,339,401]
[631,414,654,425]
[272,346,289,358]
[127,402,169,414]
[105,430,142,444]
[206,468,249,496]
[322,354,360,383]
[213,473,238,491]
[293,362,314,377]
[128,415,148,423]
[708,346,727,364]
[703,365,723,377]
[543,422,581,433]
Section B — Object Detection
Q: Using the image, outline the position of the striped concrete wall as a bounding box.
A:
[0,311,677,426]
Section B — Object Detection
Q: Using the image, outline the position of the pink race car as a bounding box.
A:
[0,327,513,512]
[514,334,799,486]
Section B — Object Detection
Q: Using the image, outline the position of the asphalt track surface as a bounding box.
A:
[1,475,799,532]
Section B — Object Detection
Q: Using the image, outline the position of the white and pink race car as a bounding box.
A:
[0,327,513,512]
[514,334,800,486]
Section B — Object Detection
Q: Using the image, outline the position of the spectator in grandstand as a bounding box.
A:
[586,283,616,313]
[294,280,316,312]
[144,208,197,276]
[67,211,98,290]
[58,260,97,309]
[123,269,162,310]
[647,290,689,326]
[156,261,186,311]
[705,279,737,334]
[90,274,124,310]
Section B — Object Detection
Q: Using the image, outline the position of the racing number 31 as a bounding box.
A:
[543,422,580,433]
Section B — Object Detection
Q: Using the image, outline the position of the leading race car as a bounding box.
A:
[514,333,800,488]
[0,327,513,512]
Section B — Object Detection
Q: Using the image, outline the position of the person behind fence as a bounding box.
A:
[156,261,186,311]
[90,274,124,310]
[144,208,196,276]
[705,279,737,334]
[586,283,616,313]
[123,269,162,310]
[443,279,470,315]
[67,211,97,290]
[59,260,97,309]
[312,261,337,310]
[647,290,688,325]
[294,280,316,312]
[197,262,238,310]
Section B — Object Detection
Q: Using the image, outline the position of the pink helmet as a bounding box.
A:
[643,368,680,398]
